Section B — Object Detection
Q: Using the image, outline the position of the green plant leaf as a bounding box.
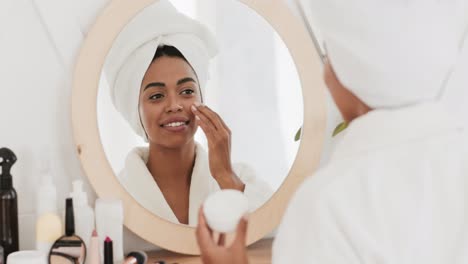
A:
[294,127,302,142]
[332,122,348,137]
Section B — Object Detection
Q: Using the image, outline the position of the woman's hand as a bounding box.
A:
[196,207,249,264]
[191,103,245,191]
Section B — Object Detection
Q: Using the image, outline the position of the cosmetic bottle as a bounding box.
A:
[95,199,123,263]
[70,180,95,247]
[36,157,62,253]
[0,148,19,262]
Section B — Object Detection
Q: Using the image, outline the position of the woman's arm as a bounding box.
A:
[191,103,245,191]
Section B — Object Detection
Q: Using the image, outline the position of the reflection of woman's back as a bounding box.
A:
[104,0,272,227]
[118,46,272,225]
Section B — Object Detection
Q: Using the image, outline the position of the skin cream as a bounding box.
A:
[203,190,249,233]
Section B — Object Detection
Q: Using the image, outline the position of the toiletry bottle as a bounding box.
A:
[69,180,94,248]
[0,148,19,262]
[35,158,62,254]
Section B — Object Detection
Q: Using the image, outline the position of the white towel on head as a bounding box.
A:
[305,0,468,109]
[105,0,218,140]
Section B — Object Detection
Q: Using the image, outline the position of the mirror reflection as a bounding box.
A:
[98,0,303,226]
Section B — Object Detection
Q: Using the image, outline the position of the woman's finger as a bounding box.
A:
[192,104,218,130]
[192,105,215,136]
[196,206,215,251]
[232,214,249,249]
[195,104,226,132]
[199,105,232,138]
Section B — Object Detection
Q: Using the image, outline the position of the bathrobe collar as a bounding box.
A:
[121,142,216,226]
[331,102,463,161]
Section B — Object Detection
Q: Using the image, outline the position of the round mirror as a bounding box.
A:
[97,0,303,226]
[72,0,326,254]
[48,236,86,264]
[48,198,87,264]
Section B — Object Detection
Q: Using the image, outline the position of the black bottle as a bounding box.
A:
[0,148,19,262]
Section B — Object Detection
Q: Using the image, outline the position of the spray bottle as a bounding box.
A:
[0,147,19,262]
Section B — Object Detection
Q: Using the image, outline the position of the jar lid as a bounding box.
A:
[6,250,47,264]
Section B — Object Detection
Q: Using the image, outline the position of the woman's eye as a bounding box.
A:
[181,89,195,95]
[149,93,164,100]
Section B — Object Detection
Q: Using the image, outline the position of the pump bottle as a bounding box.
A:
[70,180,95,247]
[35,156,62,253]
[0,148,19,262]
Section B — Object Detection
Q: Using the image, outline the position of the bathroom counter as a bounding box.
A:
[147,238,273,264]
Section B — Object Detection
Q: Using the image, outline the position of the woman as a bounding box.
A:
[196,0,468,263]
[106,0,272,226]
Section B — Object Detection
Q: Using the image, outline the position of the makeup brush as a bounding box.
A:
[123,251,147,264]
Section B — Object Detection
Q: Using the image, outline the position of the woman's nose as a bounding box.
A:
[165,96,183,113]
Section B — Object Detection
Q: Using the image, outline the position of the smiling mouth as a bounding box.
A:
[160,120,190,128]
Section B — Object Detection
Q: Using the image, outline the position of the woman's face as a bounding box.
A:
[139,56,201,148]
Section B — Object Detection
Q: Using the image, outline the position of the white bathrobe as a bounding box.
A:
[273,102,468,263]
[119,143,273,226]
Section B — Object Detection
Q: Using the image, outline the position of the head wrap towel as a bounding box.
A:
[305,0,468,109]
[105,0,218,140]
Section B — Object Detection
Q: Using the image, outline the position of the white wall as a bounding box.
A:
[0,0,108,250]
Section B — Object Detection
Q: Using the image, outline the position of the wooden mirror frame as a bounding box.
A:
[72,0,326,254]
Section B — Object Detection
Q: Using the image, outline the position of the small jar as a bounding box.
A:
[6,250,47,264]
